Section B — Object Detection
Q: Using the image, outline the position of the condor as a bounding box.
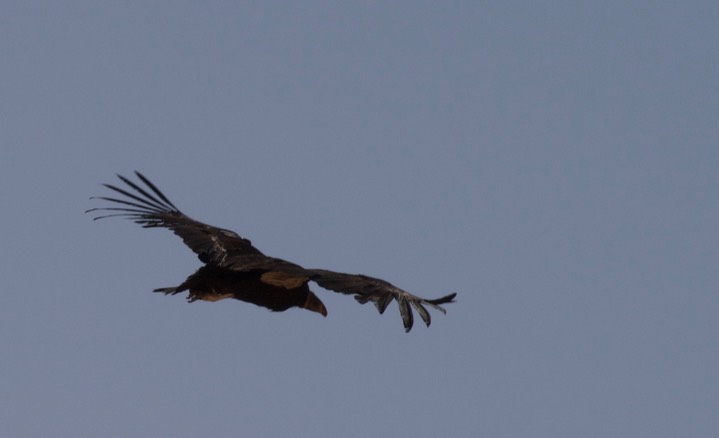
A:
[88,172,456,332]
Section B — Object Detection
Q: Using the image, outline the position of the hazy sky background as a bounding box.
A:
[2,1,717,437]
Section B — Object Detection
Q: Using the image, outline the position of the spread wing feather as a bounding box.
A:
[87,171,264,267]
[306,269,457,332]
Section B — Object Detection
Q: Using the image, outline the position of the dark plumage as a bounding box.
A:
[87,172,456,332]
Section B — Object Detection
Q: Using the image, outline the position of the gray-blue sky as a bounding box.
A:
[1,1,717,437]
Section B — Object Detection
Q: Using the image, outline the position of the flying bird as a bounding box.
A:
[87,172,456,332]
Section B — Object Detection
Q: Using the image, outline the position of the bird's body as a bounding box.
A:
[155,264,327,314]
[88,172,456,332]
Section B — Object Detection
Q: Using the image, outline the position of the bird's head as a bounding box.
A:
[302,291,327,317]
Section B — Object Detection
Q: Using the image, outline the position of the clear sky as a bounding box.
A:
[2,1,717,437]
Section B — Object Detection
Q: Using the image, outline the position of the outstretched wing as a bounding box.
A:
[86,171,264,267]
[306,269,456,332]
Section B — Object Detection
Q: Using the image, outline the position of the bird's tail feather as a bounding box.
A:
[153,286,180,295]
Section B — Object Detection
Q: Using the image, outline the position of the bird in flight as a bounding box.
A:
[87,172,456,332]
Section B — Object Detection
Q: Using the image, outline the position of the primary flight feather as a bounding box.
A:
[88,172,456,332]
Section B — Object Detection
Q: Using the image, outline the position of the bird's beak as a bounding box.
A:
[302,291,328,317]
